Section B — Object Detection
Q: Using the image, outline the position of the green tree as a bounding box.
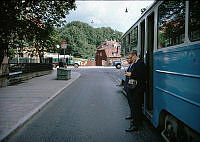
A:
[0,1,76,64]
[59,21,123,59]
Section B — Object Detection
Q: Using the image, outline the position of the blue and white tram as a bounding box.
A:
[121,1,200,141]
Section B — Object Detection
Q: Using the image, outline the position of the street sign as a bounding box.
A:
[61,41,67,49]
[61,44,67,49]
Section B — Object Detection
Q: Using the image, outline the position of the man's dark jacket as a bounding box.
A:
[124,58,146,92]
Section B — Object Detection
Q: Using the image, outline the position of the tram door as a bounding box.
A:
[146,13,154,113]
[140,21,145,60]
[140,20,145,108]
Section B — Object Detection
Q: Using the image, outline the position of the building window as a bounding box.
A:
[112,52,116,56]
[158,1,185,48]
[189,1,200,41]
[117,46,120,53]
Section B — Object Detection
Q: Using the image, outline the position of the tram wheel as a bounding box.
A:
[177,122,188,142]
[161,115,177,142]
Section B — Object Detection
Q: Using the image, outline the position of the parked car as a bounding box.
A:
[73,60,81,68]
[113,61,121,69]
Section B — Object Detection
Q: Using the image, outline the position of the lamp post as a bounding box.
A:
[61,41,67,65]
[56,45,60,67]
[125,7,128,13]
[63,44,67,66]
[64,46,66,61]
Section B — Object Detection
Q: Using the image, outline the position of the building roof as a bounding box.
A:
[96,41,121,58]
[97,40,121,49]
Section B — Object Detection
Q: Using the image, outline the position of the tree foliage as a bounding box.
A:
[0,0,76,64]
[158,1,185,48]
[59,21,123,59]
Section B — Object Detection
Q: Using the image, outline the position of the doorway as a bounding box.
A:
[146,12,154,113]
[140,20,145,60]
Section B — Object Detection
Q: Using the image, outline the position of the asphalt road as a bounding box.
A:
[6,68,162,142]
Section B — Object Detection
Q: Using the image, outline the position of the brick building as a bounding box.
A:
[95,41,121,66]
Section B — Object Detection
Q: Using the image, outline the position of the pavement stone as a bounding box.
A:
[0,68,80,141]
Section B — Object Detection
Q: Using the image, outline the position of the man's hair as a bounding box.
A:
[128,50,137,56]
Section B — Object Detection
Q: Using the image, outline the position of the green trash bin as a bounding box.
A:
[57,68,71,80]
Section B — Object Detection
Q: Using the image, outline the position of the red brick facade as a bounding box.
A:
[95,41,121,66]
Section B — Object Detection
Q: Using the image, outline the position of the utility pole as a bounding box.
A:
[56,45,60,65]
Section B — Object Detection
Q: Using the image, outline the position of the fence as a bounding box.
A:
[9,63,53,74]
[8,57,53,64]
[0,63,53,77]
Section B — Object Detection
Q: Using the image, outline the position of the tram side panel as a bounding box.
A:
[153,43,200,134]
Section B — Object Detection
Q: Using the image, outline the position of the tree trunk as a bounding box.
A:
[0,41,8,65]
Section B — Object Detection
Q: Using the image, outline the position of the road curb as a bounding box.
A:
[0,72,81,142]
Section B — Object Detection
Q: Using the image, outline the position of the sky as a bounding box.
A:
[65,0,154,33]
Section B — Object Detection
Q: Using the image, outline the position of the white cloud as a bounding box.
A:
[66,1,154,33]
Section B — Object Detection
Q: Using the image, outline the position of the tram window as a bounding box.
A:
[128,33,131,44]
[122,38,126,55]
[158,1,185,49]
[130,27,138,49]
[125,35,129,54]
[122,38,126,48]
[128,33,131,52]
[189,1,200,41]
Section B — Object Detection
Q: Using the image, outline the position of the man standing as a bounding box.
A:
[124,50,146,132]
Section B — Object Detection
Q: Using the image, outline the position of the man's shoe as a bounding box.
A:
[125,116,133,120]
[125,125,138,132]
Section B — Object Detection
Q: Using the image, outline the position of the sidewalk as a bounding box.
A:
[0,69,81,141]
